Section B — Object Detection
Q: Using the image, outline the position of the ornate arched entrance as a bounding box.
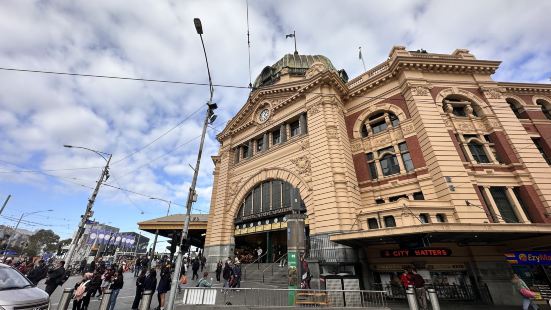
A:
[233,178,308,263]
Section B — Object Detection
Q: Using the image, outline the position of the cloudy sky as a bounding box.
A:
[0,0,550,249]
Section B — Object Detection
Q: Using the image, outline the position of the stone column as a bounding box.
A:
[505,187,530,223]
[482,187,503,223]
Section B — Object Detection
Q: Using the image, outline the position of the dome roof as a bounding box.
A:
[253,53,347,89]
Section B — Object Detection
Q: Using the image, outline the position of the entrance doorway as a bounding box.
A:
[235,229,286,263]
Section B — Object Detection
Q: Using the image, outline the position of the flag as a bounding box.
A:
[87,229,98,245]
[285,33,295,38]
[359,48,363,60]
[97,230,106,244]
[115,234,122,247]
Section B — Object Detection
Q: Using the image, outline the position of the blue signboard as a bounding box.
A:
[505,252,551,265]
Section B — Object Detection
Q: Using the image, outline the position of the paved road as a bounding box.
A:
[41,266,274,310]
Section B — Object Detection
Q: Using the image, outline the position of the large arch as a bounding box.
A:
[352,102,408,139]
[227,167,313,221]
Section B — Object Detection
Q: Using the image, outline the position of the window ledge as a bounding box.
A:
[232,134,308,168]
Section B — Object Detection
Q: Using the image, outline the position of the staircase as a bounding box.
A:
[242,262,288,287]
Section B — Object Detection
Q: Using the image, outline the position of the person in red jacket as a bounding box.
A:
[400,268,412,289]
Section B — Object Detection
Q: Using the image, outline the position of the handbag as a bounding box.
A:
[520,288,536,299]
[179,275,188,285]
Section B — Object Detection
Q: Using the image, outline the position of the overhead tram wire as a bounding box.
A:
[0,67,250,90]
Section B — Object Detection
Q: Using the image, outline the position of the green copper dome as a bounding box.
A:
[253,53,348,89]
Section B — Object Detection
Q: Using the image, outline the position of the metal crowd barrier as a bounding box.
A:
[180,287,389,308]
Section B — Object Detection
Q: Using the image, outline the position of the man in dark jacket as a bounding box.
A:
[45,260,66,295]
[27,259,48,285]
[191,259,200,281]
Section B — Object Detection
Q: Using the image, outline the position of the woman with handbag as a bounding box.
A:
[512,274,539,310]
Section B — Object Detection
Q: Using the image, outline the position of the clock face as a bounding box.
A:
[259,108,270,122]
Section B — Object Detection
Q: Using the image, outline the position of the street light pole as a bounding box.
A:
[2,209,52,254]
[148,198,172,268]
[166,18,217,310]
[63,145,112,267]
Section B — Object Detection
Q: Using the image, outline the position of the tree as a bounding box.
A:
[24,229,60,256]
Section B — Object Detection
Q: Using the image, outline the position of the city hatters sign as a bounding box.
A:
[239,206,292,222]
[381,248,452,258]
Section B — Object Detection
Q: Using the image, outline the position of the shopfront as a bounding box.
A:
[506,251,551,301]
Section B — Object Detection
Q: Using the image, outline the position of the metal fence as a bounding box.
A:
[373,283,489,303]
[181,287,389,308]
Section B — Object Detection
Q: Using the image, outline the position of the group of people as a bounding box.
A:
[218,258,242,289]
[400,268,428,310]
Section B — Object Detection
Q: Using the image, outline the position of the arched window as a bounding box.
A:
[536,99,551,120]
[367,218,379,229]
[506,98,522,118]
[468,140,490,163]
[366,142,415,180]
[443,96,480,117]
[383,216,396,228]
[360,111,400,138]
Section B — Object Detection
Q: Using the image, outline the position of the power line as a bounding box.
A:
[0,67,250,89]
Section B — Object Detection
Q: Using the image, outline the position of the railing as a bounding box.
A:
[373,283,482,302]
[181,287,389,308]
[262,252,287,283]
[242,252,268,280]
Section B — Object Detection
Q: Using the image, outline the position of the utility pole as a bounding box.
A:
[0,195,11,216]
[166,17,218,310]
[2,209,52,254]
[64,150,111,267]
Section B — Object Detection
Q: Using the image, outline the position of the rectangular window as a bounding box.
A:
[380,154,400,176]
[513,187,533,223]
[271,181,281,209]
[419,213,430,224]
[489,187,519,223]
[383,216,396,227]
[435,214,447,223]
[452,106,467,117]
[253,186,261,214]
[256,137,264,152]
[282,181,292,207]
[371,120,388,134]
[413,191,425,200]
[244,193,253,216]
[290,120,300,137]
[367,218,379,229]
[272,130,281,145]
[375,198,385,204]
[242,144,250,159]
[262,182,271,212]
[389,194,407,202]
[399,142,414,172]
[468,142,490,163]
[532,138,551,165]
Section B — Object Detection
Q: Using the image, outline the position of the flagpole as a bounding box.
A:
[293,30,297,55]
[359,46,367,72]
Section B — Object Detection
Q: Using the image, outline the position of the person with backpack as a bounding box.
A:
[45,260,66,295]
[27,259,48,285]
[411,269,427,310]
[72,273,93,310]
[107,270,124,310]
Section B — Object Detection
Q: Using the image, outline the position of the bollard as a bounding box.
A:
[406,285,419,310]
[139,290,154,310]
[428,288,440,310]
[57,288,74,310]
[98,289,112,310]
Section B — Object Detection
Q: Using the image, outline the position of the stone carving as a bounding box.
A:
[327,126,339,139]
[350,141,363,153]
[444,119,453,128]
[299,139,310,151]
[411,86,430,96]
[373,136,392,148]
[290,155,312,176]
[465,105,474,116]
[458,122,475,132]
[444,104,453,113]
[305,62,329,79]
[483,119,501,131]
[307,102,322,115]
[481,87,504,99]
[401,123,415,135]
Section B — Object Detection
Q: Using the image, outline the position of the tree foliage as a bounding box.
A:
[24,229,60,256]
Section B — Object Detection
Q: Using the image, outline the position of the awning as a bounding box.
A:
[138,214,208,247]
[329,223,551,247]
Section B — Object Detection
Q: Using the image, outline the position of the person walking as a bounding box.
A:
[131,269,147,310]
[27,259,48,285]
[134,256,142,277]
[200,255,206,272]
[45,260,66,296]
[232,263,242,288]
[191,258,200,281]
[512,274,539,310]
[411,269,427,310]
[88,258,96,273]
[72,273,93,310]
[79,259,87,274]
[222,262,233,288]
[197,272,212,287]
[215,260,222,282]
[107,270,124,310]
[156,266,171,310]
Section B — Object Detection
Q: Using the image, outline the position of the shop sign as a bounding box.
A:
[381,248,452,258]
[505,251,551,265]
[240,207,291,222]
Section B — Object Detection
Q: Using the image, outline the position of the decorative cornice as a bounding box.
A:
[497,82,551,94]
